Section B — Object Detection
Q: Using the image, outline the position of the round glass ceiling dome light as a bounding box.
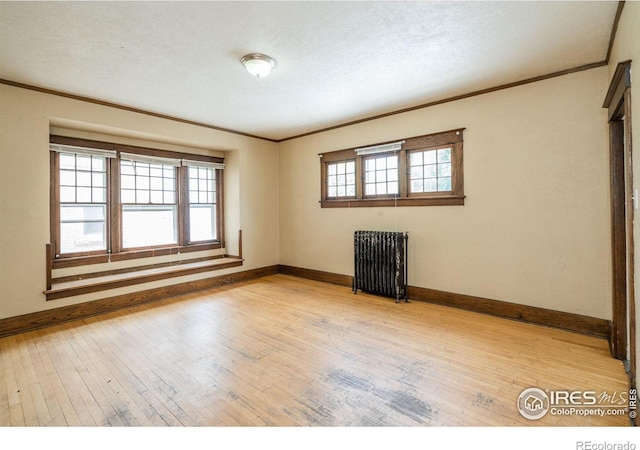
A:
[241,53,276,78]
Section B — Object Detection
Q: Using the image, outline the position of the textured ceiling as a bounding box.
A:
[0,1,619,141]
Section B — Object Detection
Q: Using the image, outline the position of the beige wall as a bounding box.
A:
[279,67,611,319]
[0,27,622,328]
[607,0,640,389]
[0,84,279,319]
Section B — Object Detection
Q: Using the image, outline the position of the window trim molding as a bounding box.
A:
[50,135,225,267]
[319,128,465,208]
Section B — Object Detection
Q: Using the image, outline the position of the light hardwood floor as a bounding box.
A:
[0,274,631,426]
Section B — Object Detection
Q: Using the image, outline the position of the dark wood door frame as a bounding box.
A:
[604,60,635,388]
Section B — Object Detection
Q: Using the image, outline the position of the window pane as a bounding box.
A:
[411,166,423,179]
[190,205,216,242]
[122,205,177,248]
[135,163,149,176]
[60,186,75,202]
[77,187,91,202]
[76,155,91,171]
[438,163,451,177]
[364,155,398,197]
[122,160,175,206]
[60,204,105,221]
[121,174,135,189]
[60,170,76,186]
[136,190,150,203]
[136,175,149,190]
[437,148,452,163]
[92,172,106,187]
[425,179,438,192]
[150,165,163,178]
[92,187,105,202]
[326,161,355,198]
[59,204,106,254]
[121,161,135,175]
[425,164,438,178]
[150,190,163,204]
[60,154,76,170]
[366,159,376,171]
[346,161,355,173]
[91,157,105,172]
[438,177,452,191]
[150,177,163,190]
[121,189,135,203]
[410,152,422,166]
[424,150,437,164]
[411,180,424,193]
[366,171,375,183]
[76,171,92,187]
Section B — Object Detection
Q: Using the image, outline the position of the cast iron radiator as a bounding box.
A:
[353,230,408,303]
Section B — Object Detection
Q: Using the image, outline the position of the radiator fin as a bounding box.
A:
[353,230,408,303]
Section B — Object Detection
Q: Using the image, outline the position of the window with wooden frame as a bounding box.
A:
[50,136,225,266]
[320,128,464,207]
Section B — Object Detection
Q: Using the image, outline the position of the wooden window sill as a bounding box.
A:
[44,256,243,301]
[52,242,223,269]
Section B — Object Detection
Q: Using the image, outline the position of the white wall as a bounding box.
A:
[0,84,279,319]
[278,67,611,319]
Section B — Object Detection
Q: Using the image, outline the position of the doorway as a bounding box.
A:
[604,60,635,387]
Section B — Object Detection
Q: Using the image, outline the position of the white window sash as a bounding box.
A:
[50,144,117,159]
[120,152,182,167]
[182,159,225,170]
[355,141,405,156]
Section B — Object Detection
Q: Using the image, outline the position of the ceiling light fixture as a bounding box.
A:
[241,53,276,78]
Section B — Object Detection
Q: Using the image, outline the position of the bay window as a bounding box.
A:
[50,136,224,265]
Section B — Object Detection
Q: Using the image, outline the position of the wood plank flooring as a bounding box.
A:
[0,274,631,426]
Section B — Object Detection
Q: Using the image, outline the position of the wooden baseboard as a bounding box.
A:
[0,265,278,338]
[407,285,610,339]
[278,265,611,339]
[278,264,353,287]
[0,263,611,341]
